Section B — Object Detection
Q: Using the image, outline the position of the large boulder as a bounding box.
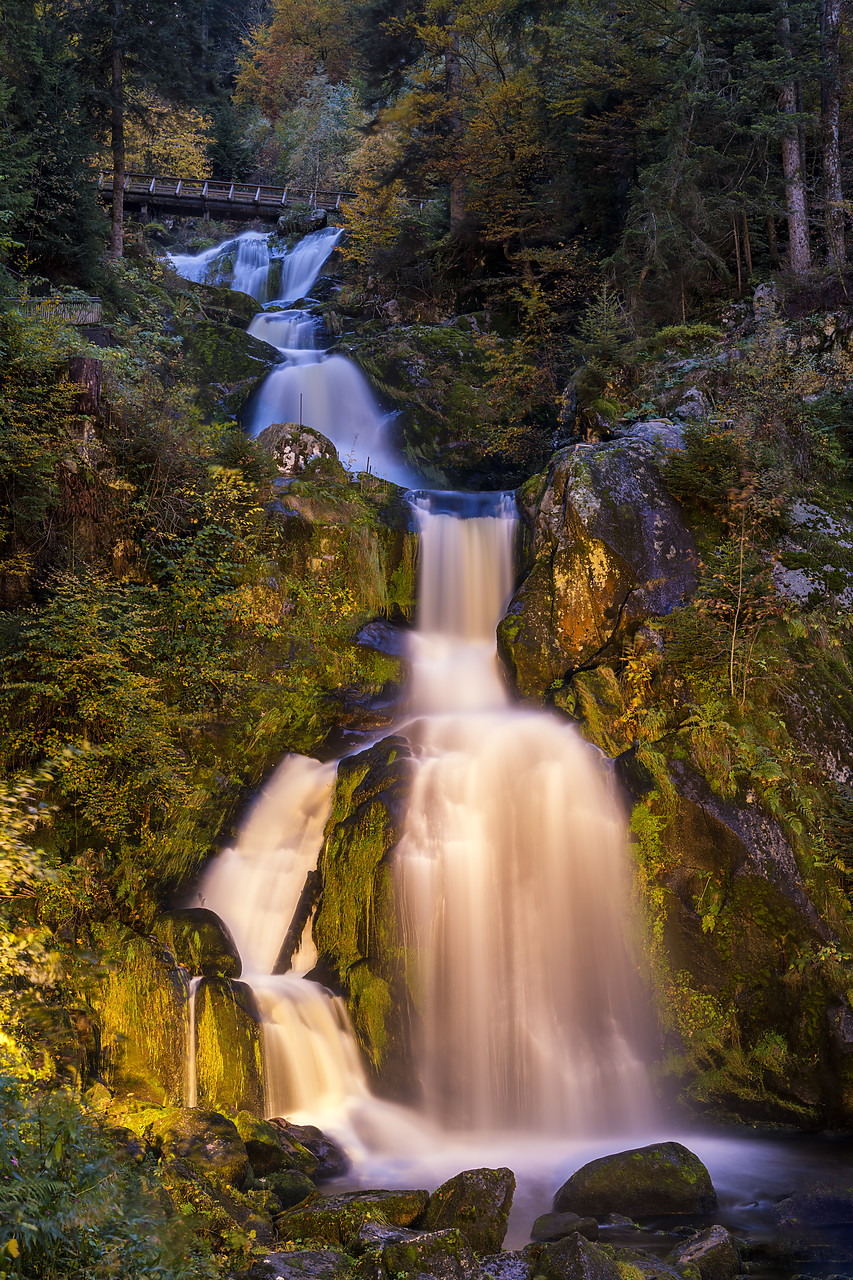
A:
[194,977,264,1115]
[182,319,281,420]
[553,1142,717,1218]
[252,1249,351,1280]
[312,736,415,1096]
[666,1225,741,1280]
[257,423,346,481]
[498,427,697,700]
[145,1108,249,1187]
[423,1167,516,1253]
[153,907,241,978]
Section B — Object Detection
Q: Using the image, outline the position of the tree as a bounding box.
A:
[820,0,845,269]
[63,0,207,257]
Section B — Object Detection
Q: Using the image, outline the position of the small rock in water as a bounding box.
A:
[553,1142,717,1218]
[666,1225,741,1280]
[531,1212,599,1242]
[772,1179,853,1229]
[423,1167,516,1253]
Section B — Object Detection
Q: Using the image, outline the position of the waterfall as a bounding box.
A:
[397,492,654,1133]
[185,975,202,1108]
[168,224,414,485]
[168,225,341,304]
[198,755,370,1120]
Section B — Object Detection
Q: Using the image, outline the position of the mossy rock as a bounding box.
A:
[235,1110,289,1175]
[339,322,541,489]
[145,1107,249,1188]
[272,1121,350,1179]
[313,735,415,1096]
[525,1232,622,1280]
[278,1189,429,1247]
[531,1212,599,1243]
[154,907,241,978]
[91,925,187,1106]
[157,1155,274,1248]
[423,1167,515,1253]
[182,318,281,419]
[194,977,264,1115]
[258,1249,354,1280]
[553,1142,716,1217]
[267,1120,321,1177]
[665,1225,741,1280]
[265,1168,318,1211]
[258,422,347,481]
[380,1226,480,1280]
[499,429,697,700]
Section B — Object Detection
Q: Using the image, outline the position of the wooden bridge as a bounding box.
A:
[97,172,354,222]
[5,295,102,325]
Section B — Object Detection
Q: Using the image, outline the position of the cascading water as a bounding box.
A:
[397,492,654,1133]
[197,755,370,1121]
[169,224,414,484]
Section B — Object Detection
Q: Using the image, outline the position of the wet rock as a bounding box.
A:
[267,1120,321,1177]
[145,1108,248,1187]
[252,1248,351,1280]
[381,1227,481,1280]
[531,1212,599,1242]
[423,1167,515,1254]
[772,1179,853,1228]
[499,430,697,700]
[183,320,281,419]
[480,1252,531,1280]
[153,907,241,978]
[278,1189,429,1247]
[615,1256,685,1280]
[265,1168,317,1210]
[257,423,347,481]
[272,1121,350,1179]
[553,1142,717,1218]
[194,977,264,1115]
[350,1221,419,1255]
[666,1225,741,1280]
[235,1111,289,1176]
[526,1231,622,1280]
[313,736,415,1098]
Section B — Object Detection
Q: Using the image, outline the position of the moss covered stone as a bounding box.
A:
[553,1142,716,1217]
[526,1232,622,1280]
[92,926,187,1106]
[234,1111,289,1175]
[194,978,264,1115]
[665,1225,740,1280]
[313,735,414,1095]
[145,1108,249,1188]
[157,1154,274,1247]
[423,1167,515,1253]
[265,1168,317,1211]
[381,1226,480,1280]
[183,319,281,421]
[153,907,241,979]
[499,428,697,701]
[278,1189,429,1247]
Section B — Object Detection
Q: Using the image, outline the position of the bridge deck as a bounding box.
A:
[97,172,355,220]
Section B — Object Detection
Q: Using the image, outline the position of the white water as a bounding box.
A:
[168,226,342,303]
[397,494,654,1133]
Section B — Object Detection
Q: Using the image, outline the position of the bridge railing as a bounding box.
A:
[4,295,102,325]
[97,172,356,208]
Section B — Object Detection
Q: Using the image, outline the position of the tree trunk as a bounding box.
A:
[778,10,811,276]
[445,25,466,236]
[766,214,781,267]
[821,0,845,269]
[110,8,125,258]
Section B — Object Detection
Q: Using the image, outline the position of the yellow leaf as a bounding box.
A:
[4,1239,20,1258]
